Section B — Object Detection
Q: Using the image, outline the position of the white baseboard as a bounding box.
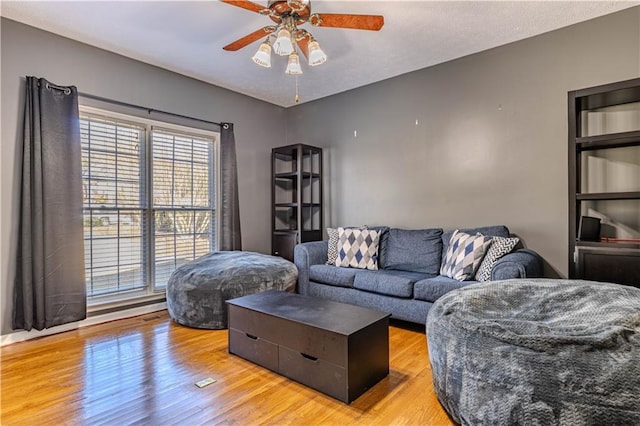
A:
[1,302,167,347]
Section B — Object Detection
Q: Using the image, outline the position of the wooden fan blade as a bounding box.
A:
[311,13,384,31]
[220,0,267,14]
[223,27,275,51]
[296,34,310,59]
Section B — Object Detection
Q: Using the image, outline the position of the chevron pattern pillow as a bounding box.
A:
[440,230,493,281]
[335,227,380,270]
[475,236,520,282]
[326,227,340,265]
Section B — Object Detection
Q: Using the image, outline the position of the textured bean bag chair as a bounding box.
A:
[426,279,640,425]
[167,251,297,329]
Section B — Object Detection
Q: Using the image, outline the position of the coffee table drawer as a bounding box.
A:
[278,345,348,402]
[229,304,347,367]
[229,328,279,372]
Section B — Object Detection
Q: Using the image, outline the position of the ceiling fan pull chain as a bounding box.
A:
[295,75,300,103]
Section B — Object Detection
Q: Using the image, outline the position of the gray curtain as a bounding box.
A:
[13,77,86,331]
[219,123,242,250]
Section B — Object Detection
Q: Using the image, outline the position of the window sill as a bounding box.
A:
[88,293,167,316]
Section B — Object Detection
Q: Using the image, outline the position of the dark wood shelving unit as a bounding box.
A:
[576,129,640,149]
[271,144,323,262]
[568,77,640,287]
[576,192,640,201]
[275,172,299,178]
[577,240,640,250]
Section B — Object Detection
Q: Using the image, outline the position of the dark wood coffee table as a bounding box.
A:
[227,290,390,403]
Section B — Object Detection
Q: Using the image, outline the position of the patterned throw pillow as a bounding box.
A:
[326,227,339,265]
[440,230,493,281]
[475,236,520,282]
[335,227,380,270]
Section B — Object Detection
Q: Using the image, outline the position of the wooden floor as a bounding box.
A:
[1,311,453,425]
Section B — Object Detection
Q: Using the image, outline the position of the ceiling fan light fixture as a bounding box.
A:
[221,0,384,101]
[273,28,294,56]
[307,40,327,66]
[252,39,272,67]
[285,52,303,75]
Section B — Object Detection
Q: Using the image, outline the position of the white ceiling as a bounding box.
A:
[2,1,638,108]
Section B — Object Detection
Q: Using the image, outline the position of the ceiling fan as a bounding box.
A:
[221,0,384,71]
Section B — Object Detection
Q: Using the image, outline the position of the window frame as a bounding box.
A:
[80,105,220,308]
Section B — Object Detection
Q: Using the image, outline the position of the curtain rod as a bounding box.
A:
[78,92,223,128]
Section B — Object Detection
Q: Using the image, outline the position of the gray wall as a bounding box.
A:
[2,8,639,338]
[286,7,640,278]
[1,18,286,335]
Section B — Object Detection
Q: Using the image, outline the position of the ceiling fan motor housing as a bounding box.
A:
[267,0,311,25]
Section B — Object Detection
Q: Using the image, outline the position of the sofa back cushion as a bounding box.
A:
[379,228,443,274]
[442,225,509,254]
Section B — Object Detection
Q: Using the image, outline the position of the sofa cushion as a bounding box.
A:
[442,225,509,254]
[353,269,429,298]
[475,236,520,282]
[366,225,390,235]
[379,228,443,274]
[440,230,493,281]
[414,276,476,302]
[335,227,381,270]
[309,264,357,288]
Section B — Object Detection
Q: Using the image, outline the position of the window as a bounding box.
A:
[151,128,216,288]
[81,109,217,303]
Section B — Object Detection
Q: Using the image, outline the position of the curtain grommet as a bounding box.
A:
[44,81,71,95]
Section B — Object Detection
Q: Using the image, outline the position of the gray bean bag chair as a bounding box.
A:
[167,251,297,329]
[426,279,640,425]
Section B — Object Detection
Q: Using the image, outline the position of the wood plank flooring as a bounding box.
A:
[1,311,453,425]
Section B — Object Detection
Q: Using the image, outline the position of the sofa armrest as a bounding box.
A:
[294,241,328,295]
[491,249,543,280]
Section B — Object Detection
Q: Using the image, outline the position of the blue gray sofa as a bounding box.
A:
[294,225,543,325]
